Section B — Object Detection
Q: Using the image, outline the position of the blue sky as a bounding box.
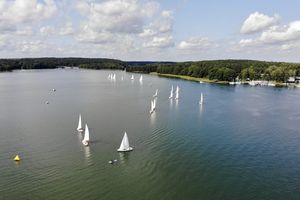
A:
[0,0,299,62]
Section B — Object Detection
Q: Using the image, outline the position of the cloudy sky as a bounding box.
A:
[0,0,300,62]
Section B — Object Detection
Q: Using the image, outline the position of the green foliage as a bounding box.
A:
[0,58,125,71]
[0,58,299,83]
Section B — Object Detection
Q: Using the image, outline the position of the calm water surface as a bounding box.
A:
[0,69,300,200]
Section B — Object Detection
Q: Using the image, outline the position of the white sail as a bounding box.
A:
[82,124,90,146]
[117,132,133,152]
[175,86,179,99]
[153,89,158,98]
[77,114,83,132]
[153,98,156,109]
[150,100,154,113]
[169,86,173,99]
[199,93,203,104]
[131,75,134,80]
[139,75,143,82]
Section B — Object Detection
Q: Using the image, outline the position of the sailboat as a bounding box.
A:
[77,114,84,132]
[169,86,173,99]
[131,75,134,80]
[82,124,90,146]
[149,99,156,114]
[153,89,158,98]
[150,100,154,114]
[139,75,143,82]
[175,86,180,100]
[117,132,133,152]
[199,93,204,105]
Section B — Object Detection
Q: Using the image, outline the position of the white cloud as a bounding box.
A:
[76,0,174,52]
[178,37,215,50]
[18,40,48,53]
[40,26,55,36]
[78,0,148,35]
[139,10,173,38]
[16,27,34,36]
[241,12,280,34]
[59,22,74,36]
[0,0,57,23]
[240,20,300,48]
[143,36,174,48]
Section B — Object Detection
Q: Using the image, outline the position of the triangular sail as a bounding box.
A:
[139,75,143,82]
[77,114,82,130]
[118,132,131,151]
[131,75,134,80]
[175,86,179,99]
[83,124,90,142]
[150,100,154,113]
[169,86,173,99]
[153,89,158,97]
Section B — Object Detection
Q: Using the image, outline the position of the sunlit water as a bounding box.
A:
[0,69,300,200]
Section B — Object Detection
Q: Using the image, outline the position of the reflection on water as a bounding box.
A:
[199,104,204,115]
[169,98,173,108]
[150,112,156,125]
[83,146,91,162]
[119,152,130,164]
[175,99,179,110]
[77,131,83,144]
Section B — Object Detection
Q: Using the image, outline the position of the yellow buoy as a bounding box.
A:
[14,155,21,161]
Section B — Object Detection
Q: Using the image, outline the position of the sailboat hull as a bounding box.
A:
[117,147,133,152]
[82,140,89,146]
[77,128,84,132]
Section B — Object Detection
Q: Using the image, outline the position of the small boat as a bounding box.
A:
[169,85,173,99]
[150,100,154,114]
[77,114,84,132]
[117,132,133,152]
[45,101,49,104]
[52,88,56,92]
[149,99,156,114]
[175,86,180,100]
[139,75,143,82]
[131,75,134,80]
[153,89,158,98]
[199,93,204,105]
[82,124,90,146]
[14,155,21,161]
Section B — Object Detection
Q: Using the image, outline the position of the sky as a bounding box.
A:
[0,0,300,62]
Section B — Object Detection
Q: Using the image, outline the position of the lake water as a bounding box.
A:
[0,69,300,200]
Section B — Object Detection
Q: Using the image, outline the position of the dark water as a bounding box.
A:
[0,69,300,200]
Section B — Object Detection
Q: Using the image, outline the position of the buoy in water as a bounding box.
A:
[14,155,21,161]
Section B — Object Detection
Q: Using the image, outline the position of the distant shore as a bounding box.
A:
[150,72,300,88]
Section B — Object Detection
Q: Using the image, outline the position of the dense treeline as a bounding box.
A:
[0,58,125,71]
[128,60,300,82]
[1,58,300,82]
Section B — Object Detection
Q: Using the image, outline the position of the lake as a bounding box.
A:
[0,69,300,200]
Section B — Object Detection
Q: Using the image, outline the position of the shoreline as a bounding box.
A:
[150,72,300,88]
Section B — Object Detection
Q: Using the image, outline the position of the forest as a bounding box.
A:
[1,58,300,82]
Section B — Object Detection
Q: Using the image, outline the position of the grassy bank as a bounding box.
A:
[150,72,300,88]
[150,72,229,84]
